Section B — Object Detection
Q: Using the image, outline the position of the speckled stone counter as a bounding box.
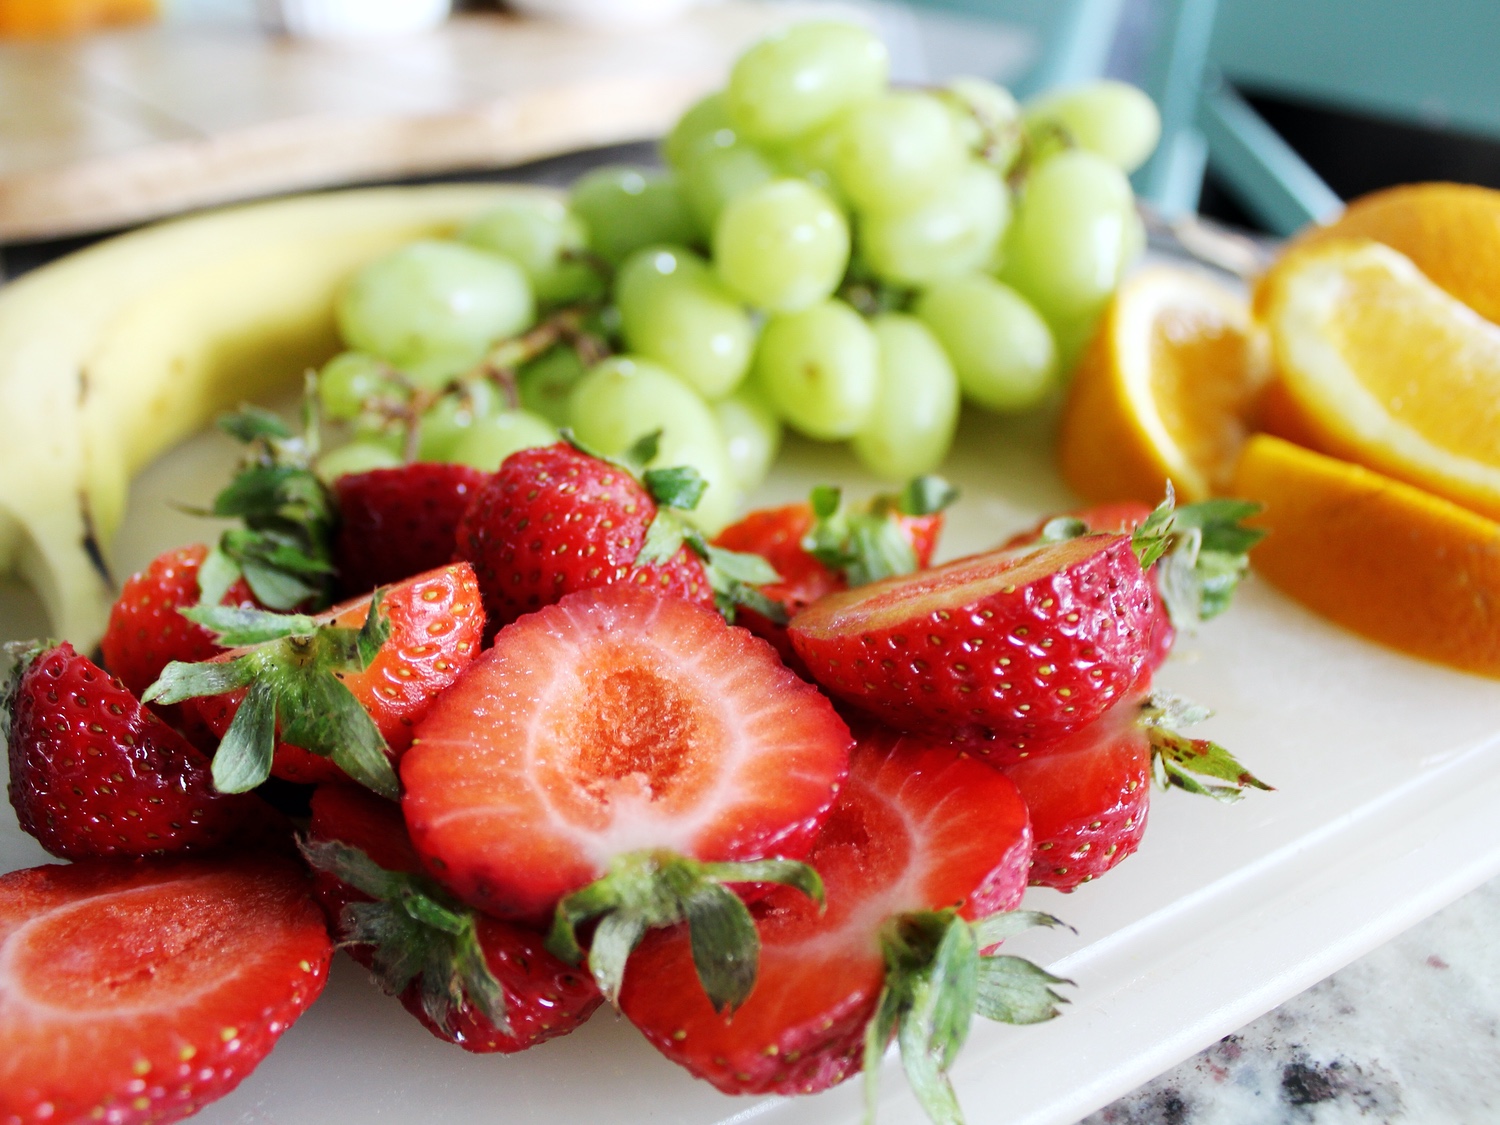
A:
[1083,876,1500,1124]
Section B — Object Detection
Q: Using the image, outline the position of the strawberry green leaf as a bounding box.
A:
[300,837,509,1035]
[703,544,782,588]
[219,405,293,443]
[212,676,277,793]
[969,910,1071,950]
[642,465,707,512]
[1173,498,1267,556]
[355,590,392,669]
[1140,691,1272,801]
[546,850,821,1013]
[636,511,689,569]
[196,545,241,607]
[898,997,966,1125]
[281,670,399,799]
[974,956,1072,1025]
[1038,516,1089,543]
[701,858,825,907]
[1152,497,1264,627]
[684,882,760,1014]
[1131,484,1177,570]
[239,559,321,611]
[179,604,320,646]
[863,979,905,1123]
[897,475,959,517]
[621,430,663,474]
[810,485,843,520]
[142,653,257,706]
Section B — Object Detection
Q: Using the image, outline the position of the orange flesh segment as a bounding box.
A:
[1150,307,1262,492]
[792,536,1115,639]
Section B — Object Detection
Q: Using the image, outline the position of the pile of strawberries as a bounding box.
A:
[0,416,1267,1125]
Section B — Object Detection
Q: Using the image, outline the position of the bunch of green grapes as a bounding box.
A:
[315,21,1159,531]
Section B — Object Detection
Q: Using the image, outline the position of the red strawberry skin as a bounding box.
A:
[401,586,852,921]
[101,543,258,703]
[455,443,714,631]
[1000,694,1151,891]
[6,643,260,859]
[308,785,603,1052]
[0,855,331,1125]
[1003,501,1174,671]
[789,535,1157,740]
[712,503,945,663]
[619,726,1031,1096]
[334,463,488,597]
[185,563,484,784]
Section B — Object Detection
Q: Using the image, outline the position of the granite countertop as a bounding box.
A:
[1087,874,1500,1123]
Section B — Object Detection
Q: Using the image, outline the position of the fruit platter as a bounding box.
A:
[5,21,1500,1125]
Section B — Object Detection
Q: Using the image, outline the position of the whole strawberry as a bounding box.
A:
[5,642,260,859]
[0,854,331,1125]
[334,462,488,597]
[456,441,716,629]
[307,784,602,1053]
[100,543,258,701]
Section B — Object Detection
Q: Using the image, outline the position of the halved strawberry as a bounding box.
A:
[0,855,331,1125]
[306,784,602,1053]
[334,463,488,597]
[151,563,483,796]
[1000,691,1272,891]
[789,534,1158,740]
[1002,496,1266,673]
[100,543,260,704]
[621,726,1056,1110]
[711,477,955,663]
[401,586,851,1007]
[4,642,262,859]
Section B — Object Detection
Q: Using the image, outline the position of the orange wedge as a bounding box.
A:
[1260,238,1500,521]
[1233,434,1500,679]
[1286,182,1500,325]
[1058,265,1267,505]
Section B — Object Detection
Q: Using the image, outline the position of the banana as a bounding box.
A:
[0,184,544,649]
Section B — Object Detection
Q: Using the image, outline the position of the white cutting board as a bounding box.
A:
[4,397,1500,1124]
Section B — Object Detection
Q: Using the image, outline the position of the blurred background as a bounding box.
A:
[3,0,1498,261]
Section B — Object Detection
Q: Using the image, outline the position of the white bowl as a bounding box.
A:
[505,0,705,29]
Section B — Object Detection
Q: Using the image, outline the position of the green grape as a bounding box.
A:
[915,274,1057,413]
[727,21,888,144]
[460,197,602,305]
[569,356,738,531]
[517,346,587,428]
[570,166,698,265]
[999,149,1144,325]
[316,439,404,483]
[416,379,504,462]
[448,409,557,471]
[318,351,398,421]
[337,240,535,371]
[767,123,846,207]
[617,246,754,400]
[754,299,878,440]
[713,179,849,312]
[713,384,782,493]
[1024,81,1161,174]
[679,141,778,238]
[663,91,737,169]
[858,161,1009,286]
[402,350,479,392]
[834,92,967,215]
[944,76,1023,174]
[851,313,959,479]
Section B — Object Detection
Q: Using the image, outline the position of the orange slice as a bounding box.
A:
[1286,182,1500,325]
[1233,434,1500,679]
[1058,265,1267,506]
[1260,238,1500,521]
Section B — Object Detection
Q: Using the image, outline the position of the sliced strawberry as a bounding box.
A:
[155,563,483,795]
[620,726,1038,1098]
[402,586,851,1007]
[307,784,602,1053]
[711,477,953,665]
[4,643,262,859]
[100,543,258,706]
[456,442,715,630]
[334,463,488,597]
[0,855,331,1125]
[1002,496,1266,672]
[789,534,1158,741]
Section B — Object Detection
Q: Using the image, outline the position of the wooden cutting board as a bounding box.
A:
[0,2,845,241]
